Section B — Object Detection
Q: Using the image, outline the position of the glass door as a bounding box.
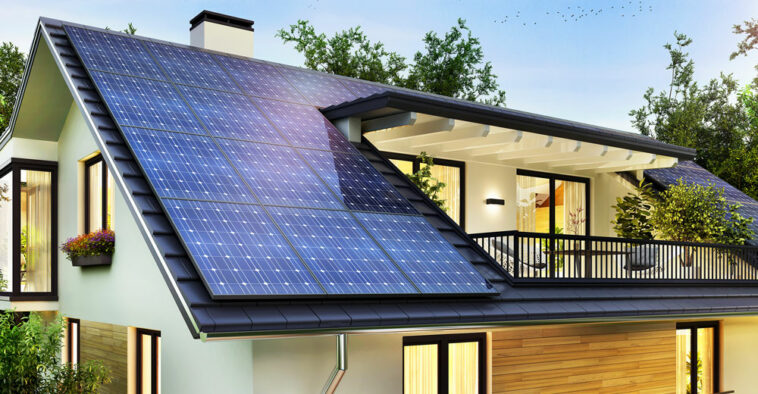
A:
[676,322,718,394]
[403,334,485,394]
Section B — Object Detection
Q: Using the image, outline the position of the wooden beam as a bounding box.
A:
[361,112,417,132]
[555,149,634,170]
[508,140,584,163]
[411,124,490,150]
[367,117,455,143]
[590,155,675,174]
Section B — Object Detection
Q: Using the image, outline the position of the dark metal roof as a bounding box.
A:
[321,91,697,161]
[189,10,254,31]
[32,18,758,338]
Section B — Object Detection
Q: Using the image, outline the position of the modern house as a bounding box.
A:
[3,10,758,393]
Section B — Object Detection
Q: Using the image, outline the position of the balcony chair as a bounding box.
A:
[490,238,548,277]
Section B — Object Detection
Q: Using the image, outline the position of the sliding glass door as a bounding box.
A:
[403,334,485,394]
[516,170,589,235]
[677,322,718,394]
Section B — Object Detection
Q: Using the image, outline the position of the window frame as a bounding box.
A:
[382,151,466,229]
[0,158,58,300]
[83,154,109,233]
[136,328,161,394]
[516,169,591,235]
[67,318,80,365]
[402,332,486,394]
[676,321,720,394]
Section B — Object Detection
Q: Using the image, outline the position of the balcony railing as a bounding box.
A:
[470,231,758,283]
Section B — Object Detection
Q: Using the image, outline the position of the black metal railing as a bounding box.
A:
[471,231,758,283]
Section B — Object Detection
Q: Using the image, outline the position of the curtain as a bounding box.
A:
[698,328,714,394]
[404,344,438,394]
[448,341,478,394]
[429,165,461,225]
[676,329,690,394]
[24,170,51,293]
[517,176,536,232]
[88,161,103,231]
[563,181,586,235]
[106,170,115,229]
[0,172,12,291]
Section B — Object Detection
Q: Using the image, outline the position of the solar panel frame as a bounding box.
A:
[276,65,359,108]
[144,41,242,93]
[215,55,309,103]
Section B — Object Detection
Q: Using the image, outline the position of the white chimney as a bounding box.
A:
[190,10,254,58]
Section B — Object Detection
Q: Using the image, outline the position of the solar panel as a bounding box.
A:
[163,199,324,297]
[269,207,418,294]
[299,149,418,214]
[179,86,286,144]
[218,139,343,209]
[90,72,205,134]
[215,55,307,103]
[356,213,495,294]
[144,41,241,92]
[65,26,165,80]
[277,66,358,107]
[253,98,356,152]
[120,127,253,202]
[338,78,393,100]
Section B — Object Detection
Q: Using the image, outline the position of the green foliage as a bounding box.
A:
[278,19,506,106]
[731,18,758,85]
[406,152,446,210]
[612,181,656,240]
[105,23,137,35]
[0,311,111,393]
[630,31,758,200]
[0,42,26,132]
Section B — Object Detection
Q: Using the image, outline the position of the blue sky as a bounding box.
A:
[3,0,758,131]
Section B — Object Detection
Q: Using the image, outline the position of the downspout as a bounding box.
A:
[321,333,347,394]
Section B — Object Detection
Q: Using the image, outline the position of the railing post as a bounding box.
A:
[549,234,556,278]
[513,233,520,279]
[584,235,592,279]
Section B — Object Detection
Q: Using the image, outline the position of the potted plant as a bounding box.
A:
[61,229,115,267]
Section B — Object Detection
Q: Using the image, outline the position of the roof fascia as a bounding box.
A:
[321,92,697,161]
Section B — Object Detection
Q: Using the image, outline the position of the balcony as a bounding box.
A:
[471,231,758,284]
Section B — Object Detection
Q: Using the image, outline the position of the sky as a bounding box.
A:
[3,0,758,132]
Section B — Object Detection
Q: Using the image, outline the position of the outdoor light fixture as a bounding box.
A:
[485,198,505,205]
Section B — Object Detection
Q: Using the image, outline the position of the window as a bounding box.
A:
[677,322,719,394]
[403,333,485,394]
[135,328,161,394]
[516,170,589,235]
[67,318,80,365]
[84,155,114,233]
[384,152,465,228]
[0,159,57,298]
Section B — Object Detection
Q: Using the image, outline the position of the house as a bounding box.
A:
[3,10,758,393]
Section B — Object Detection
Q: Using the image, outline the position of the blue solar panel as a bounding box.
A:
[339,78,393,100]
[269,207,418,294]
[90,72,204,134]
[215,56,307,103]
[179,86,286,143]
[277,66,358,107]
[144,41,241,92]
[163,199,324,297]
[218,140,343,209]
[356,213,494,294]
[65,26,165,80]
[299,149,418,214]
[253,98,356,152]
[121,127,253,202]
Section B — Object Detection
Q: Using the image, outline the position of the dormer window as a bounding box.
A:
[0,159,57,298]
[84,154,114,233]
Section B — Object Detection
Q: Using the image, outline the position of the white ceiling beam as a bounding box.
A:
[590,155,676,174]
[539,145,613,167]
[411,124,490,150]
[554,149,634,170]
[361,112,417,132]
[367,117,455,143]
[508,140,584,163]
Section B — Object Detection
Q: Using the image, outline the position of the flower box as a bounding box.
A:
[71,254,112,267]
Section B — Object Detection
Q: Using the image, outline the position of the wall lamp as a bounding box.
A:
[485,198,505,205]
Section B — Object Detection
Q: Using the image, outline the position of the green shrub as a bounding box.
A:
[406,152,447,210]
[612,181,656,240]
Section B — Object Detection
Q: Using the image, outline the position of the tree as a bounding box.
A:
[731,18,758,85]
[0,42,26,133]
[612,181,656,240]
[630,32,758,199]
[105,23,137,35]
[0,311,111,393]
[406,152,447,210]
[278,19,506,106]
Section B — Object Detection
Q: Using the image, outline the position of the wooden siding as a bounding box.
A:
[79,320,128,394]
[492,321,676,393]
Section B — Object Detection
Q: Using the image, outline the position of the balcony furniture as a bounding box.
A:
[490,238,547,276]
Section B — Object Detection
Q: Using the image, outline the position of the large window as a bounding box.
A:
[516,170,589,235]
[403,333,485,394]
[84,154,114,233]
[135,328,161,394]
[0,159,57,298]
[384,152,465,228]
[677,322,719,394]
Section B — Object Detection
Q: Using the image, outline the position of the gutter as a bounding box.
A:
[321,334,347,394]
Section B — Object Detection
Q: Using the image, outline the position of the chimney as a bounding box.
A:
[190,10,255,58]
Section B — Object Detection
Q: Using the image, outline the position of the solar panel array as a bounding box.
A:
[65,25,495,298]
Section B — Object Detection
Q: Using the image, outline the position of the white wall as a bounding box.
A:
[464,162,516,233]
[54,103,254,393]
[722,316,758,392]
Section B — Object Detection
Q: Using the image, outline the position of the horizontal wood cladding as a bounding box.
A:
[79,320,128,394]
[492,321,676,394]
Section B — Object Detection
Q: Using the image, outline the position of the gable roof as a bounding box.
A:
[16,18,758,338]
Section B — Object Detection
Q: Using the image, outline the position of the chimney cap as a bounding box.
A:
[190,10,254,32]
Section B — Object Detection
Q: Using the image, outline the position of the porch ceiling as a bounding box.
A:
[364,112,679,174]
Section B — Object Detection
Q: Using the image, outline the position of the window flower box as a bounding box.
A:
[61,229,115,267]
